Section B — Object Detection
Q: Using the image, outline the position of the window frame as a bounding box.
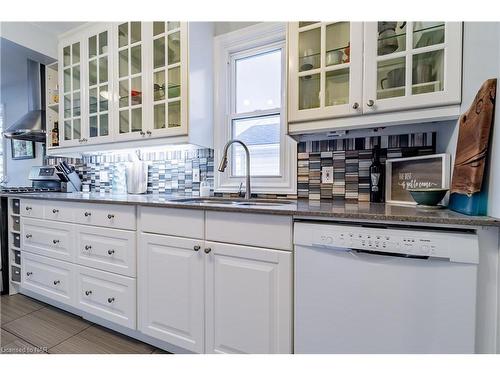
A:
[214,22,297,195]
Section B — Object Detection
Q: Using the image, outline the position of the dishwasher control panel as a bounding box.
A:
[316,230,437,256]
[294,222,479,264]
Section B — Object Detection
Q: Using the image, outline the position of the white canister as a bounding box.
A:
[126,161,148,194]
[200,180,211,197]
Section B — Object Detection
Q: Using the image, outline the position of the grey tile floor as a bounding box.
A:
[0,293,168,354]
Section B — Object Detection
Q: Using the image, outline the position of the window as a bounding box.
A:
[214,23,296,194]
[231,48,282,177]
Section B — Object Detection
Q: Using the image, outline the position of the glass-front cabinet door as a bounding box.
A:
[150,21,188,137]
[288,22,363,123]
[60,39,84,147]
[87,27,112,144]
[363,22,462,113]
[115,21,147,140]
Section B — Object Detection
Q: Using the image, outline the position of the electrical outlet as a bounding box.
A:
[193,168,200,183]
[321,166,334,184]
[99,170,109,183]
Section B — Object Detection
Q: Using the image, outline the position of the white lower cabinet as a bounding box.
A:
[76,265,136,329]
[205,242,292,354]
[76,225,136,277]
[138,232,293,354]
[138,233,205,353]
[21,252,75,306]
[21,217,75,262]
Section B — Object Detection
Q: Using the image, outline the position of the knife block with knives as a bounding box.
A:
[55,161,82,193]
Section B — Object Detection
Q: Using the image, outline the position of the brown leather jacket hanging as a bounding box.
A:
[451,78,497,196]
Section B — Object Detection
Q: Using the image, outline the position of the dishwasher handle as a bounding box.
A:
[308,244,444,264]
[349,248,430,260]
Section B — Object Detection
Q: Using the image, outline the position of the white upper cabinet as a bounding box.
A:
[86,24,113,144]
[288,22,363,122]
[115,21,148,141]
[53,22,213,153]
[363,22,462,114]
[60,36,84,147]
[288,21,463,131]
[150,22,188,138]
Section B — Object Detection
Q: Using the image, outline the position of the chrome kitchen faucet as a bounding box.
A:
[218,140,251,199]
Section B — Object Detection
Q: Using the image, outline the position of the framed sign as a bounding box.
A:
[11,139,36,160]
[385,154,450,205]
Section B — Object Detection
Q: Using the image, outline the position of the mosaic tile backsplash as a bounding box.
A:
[47,132,435,201]
[297,132,436,201]
[48,148,214,195]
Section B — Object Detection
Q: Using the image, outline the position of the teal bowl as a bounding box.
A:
[408,188,449,206]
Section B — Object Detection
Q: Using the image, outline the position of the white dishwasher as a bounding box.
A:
[294,221,479,354]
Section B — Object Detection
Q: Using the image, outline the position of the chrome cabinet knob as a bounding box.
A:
[352,102,359,109]
[53,239,60,244]
[107,297,115,303]
[84,211,91,217]
[146,130,152,136]
[85,245,92,250]
[53,280,60,285]
[194,245,201,251]
[367,99,375,107]
[52,209,59,213]
[204,248,212,254]
[140,131,145,136]
[26,271,33,276]
[85,290,92,296]
[107,249,115,255]
[25,206,32,211]
[25,234,32,239]
[107,214,115,219]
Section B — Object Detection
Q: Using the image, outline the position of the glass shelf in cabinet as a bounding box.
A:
[413,23,445,49]
[325,45,351,66]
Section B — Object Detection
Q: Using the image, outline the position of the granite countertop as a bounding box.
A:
[1,191,499,227]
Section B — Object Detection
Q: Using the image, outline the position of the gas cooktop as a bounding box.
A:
[0,187,61,193]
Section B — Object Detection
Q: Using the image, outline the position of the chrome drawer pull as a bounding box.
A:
[204,247,212,254]
[194,245,201,251]
[53,239,60,244]
[107,297,115,303]
[52,209,59,213]
[85,290,92,296]
[84,212,92,217]
[53,280,60,285]
[107,249,115,255]
[107,214,115,219]
[85,245,92,250]
[25,206,32,211]
[25,234,32,239]
[26,272,33,276]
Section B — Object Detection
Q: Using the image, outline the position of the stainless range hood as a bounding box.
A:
[3,59,46,143]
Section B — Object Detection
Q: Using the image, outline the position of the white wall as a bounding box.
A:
[0,38,56,186]
[438,22,500,218]
[214,22,259,36]
[0,22,58,59]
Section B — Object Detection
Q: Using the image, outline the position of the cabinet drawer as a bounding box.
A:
[76,225,136,277]
[22,218,75,262]
[74,204,136,230]
[139,206,204,239]
[44,201,75,222]
[206,211,292,251]
[76,265,136,329]
[21,252,74,306]
[20,199,44,219]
